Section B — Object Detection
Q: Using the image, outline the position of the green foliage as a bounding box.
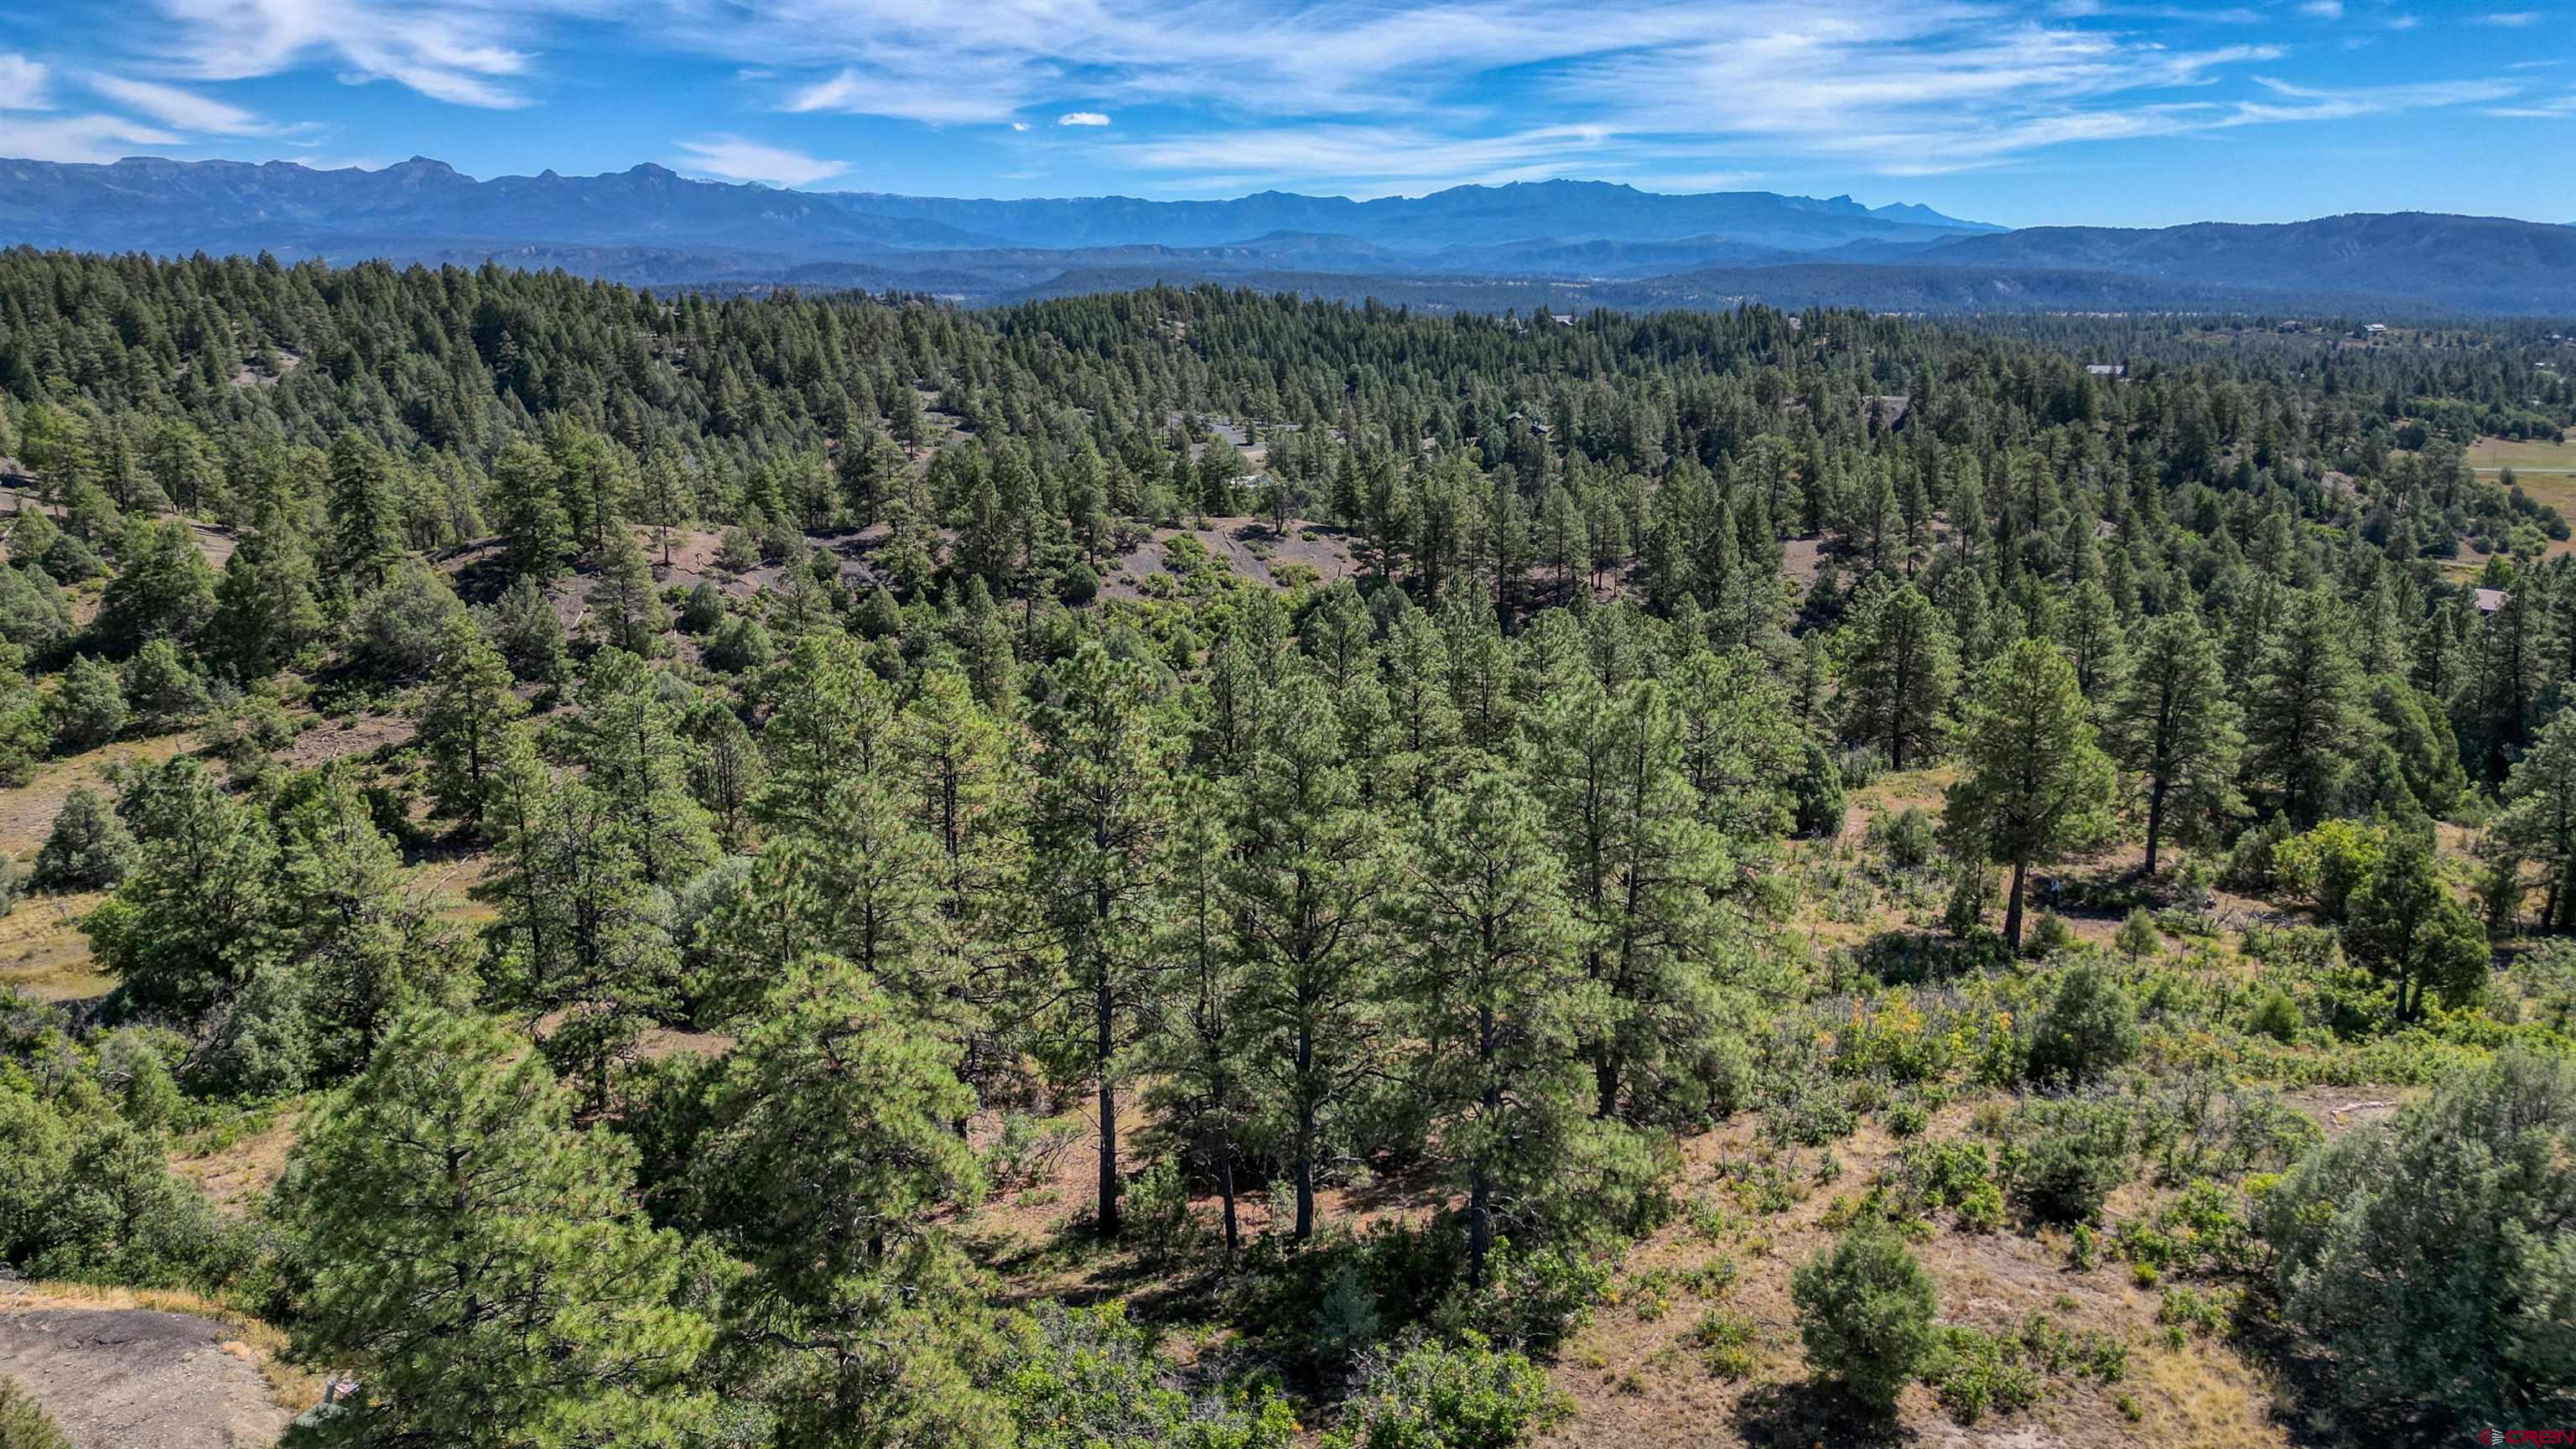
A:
[279,1009,718,1446]
[2264,1049,2576,1429]
[1005,1303,1294,1449]
[1327,1334,1571,1449]
[1790,1221,1940,1414]
[46,653,126,754]
[2002,1098,2134,1225]
[1943,638,2116,952]
[2027,963,2143,1087]
[32,786,134,892]
[0,1376,73,1449]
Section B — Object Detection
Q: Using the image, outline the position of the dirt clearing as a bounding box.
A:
[0,1289,293,1449]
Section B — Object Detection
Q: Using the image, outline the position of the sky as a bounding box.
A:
[0,0,2570,226]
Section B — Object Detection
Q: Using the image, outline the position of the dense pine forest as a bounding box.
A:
[0,247,2573,1447]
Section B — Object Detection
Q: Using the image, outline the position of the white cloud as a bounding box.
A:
[673,135,846,187]
[87,74,269,133]
[0,52,53,110]
[2480,10,2541,24]
[4,113,184,164]
[146,0,538,107]
[71,0,2566,193]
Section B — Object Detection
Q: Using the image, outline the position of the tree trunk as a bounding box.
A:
[2004,858,2029,953]
[1471,1001,1498,1289]
[1294,1020,1317,1240]
[1095,958,1119,1239]
[1217,1135,1239,1255]
[2143,776,2168,877]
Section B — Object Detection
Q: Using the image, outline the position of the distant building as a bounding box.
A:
[2277,319,2304,333]
[2085,363,2124,377]
[2365,323,2388,336]
[2477,588,2511,615]
[1550,313,1576,326]
[1786,316,1804,331]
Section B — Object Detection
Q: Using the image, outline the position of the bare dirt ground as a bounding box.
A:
[0,1289,293,1449]
[1099,517,1362,598]
[0,485,237,570]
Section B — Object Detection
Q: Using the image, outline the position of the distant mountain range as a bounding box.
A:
[3,155,2572,316]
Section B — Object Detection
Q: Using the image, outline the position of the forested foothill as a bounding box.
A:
[0,248,2571,1447]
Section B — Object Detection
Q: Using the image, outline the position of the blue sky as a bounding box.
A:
[0,0,2569,226]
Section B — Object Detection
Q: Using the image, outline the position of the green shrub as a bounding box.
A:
[2114,908,2161,961]
[1328,1334,1571,1449]
[677,582,726,633]
[2004,1099,2132,1225]
[1003,1301,1296,1449]
[1789,1222,1939,1414]
[1924,1325,2044,1424]
[2262,1050,2576,1427]
[1867,806,1937,870]
[46,654,127,754]
[2026,963,2141,1087]
[0,1377,72,1449]
[2023,911,2078,959]
[2246,988,2300,1043]
[704,615,774,673]
[31,786,135,892]
[1124,1158,1200,1265]
[1690,1310,1758,1379]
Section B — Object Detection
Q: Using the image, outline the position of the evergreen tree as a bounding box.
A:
[1944,638,2116,952]
[2345,830,2490,1022]
[281,1009,717,1446]
[1839,575,1958,771]
[1029,642,1179,1238]
[2108,610,2244,875]
[1389,771,1599,1286]
[416,613,527,836]
[2245,589,2363,827]
[1232,670,1385,1239]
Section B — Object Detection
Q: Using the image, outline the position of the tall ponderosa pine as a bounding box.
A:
[2245,589,2363,827]
[415,613,526,837]
[1840,575,1958,771]
[1030,642,1179,1239]
[1944,638,2116,952]
[2108,610,2244,875]
[1232,668,1385,1239]
[1391,771,1600,1287]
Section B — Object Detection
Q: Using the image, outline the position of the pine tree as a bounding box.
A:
[1028,642,1179,1238]
[1530,677,1742,1120]
[2108,610,2244,875]
[2499,707,2576,931]
[586,522,667,656]
[325,428,407,589]
[681,959,999,1449]
[1944,638,2116,952]
[2245,589,2363,827]
[568,649,716,889]
[1839,575,1958,771]
[1390,771,1598,1286]
[415,613,526,837]
[1231,669,1385,1239]
[81,757,276,1018]
[281,1009,717,1446]
[2345,830,2490,1022]
[491,439,574,582]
